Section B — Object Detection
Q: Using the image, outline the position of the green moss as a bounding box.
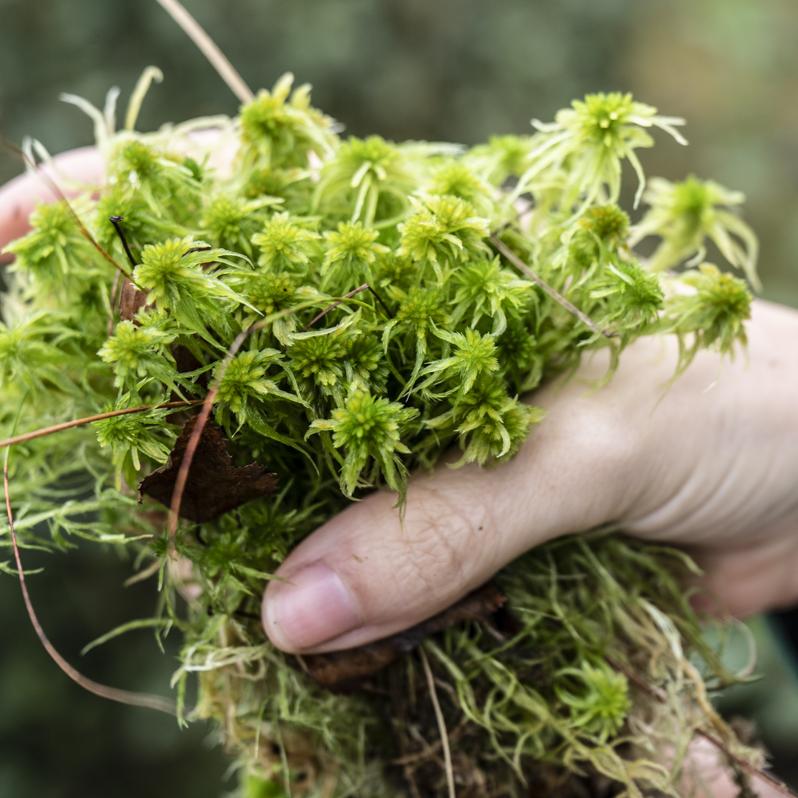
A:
[0,78,762,796]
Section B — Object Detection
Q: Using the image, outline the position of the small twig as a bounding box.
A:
[109,215,138,268]
[304,284,369,329]
[2,138,137,284]
[420,646,456,798]
[491,196,535,237]
[162,301,316,555]
[166,320,262,557]
[367,283,393,319]
[390,719,468,767]
[489,234,613,339]
[692,727,794,796]
[155,0,254,104]
[3,450,175,715]
[0,400,201,451]
[304,283,391,330]
[167,386,220,558]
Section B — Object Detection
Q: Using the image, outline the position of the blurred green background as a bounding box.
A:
[0,0,796,795]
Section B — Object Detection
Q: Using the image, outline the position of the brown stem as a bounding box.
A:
[1,138,137,285]
[304,282,393,331]
[304,283,370,330]
[155,0,254,104]
[489,234,613,340]
[2,453,175,715]
[165,320,267,557]
[109,215,138,268]
[0,400,201,451]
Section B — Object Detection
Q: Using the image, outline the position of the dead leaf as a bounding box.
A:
[139,417,277,522]
[301,583,506,689]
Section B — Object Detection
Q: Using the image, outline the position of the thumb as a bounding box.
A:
[261,396,639,654]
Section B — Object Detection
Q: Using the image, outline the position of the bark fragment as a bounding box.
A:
[118,279,149,321]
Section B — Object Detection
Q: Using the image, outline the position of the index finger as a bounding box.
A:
[0,146,103,258]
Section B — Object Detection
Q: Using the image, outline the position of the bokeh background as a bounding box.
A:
[0,1,797,796]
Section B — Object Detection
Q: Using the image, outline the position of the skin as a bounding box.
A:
[261,300,798,653]
[2,148,796,798]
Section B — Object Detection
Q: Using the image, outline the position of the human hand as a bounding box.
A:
[260,298,798,654]
[256,289,798,798]
[3,149,797,660]
[4,147,797,798]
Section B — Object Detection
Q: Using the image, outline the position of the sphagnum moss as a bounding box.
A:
[0,66,768,797]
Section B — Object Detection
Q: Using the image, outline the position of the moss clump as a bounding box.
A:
[1,73,761,796]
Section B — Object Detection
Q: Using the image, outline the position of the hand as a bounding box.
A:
[260,295,798,655]
[4,148,797,798]
[3,149,797,658]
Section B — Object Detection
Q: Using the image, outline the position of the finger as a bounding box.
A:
[690,526,798,619]
[262,378,641,653]
[0,146,103,257]
[681,737,790,798]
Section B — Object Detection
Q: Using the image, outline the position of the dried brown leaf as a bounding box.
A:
[139,417,277,522]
